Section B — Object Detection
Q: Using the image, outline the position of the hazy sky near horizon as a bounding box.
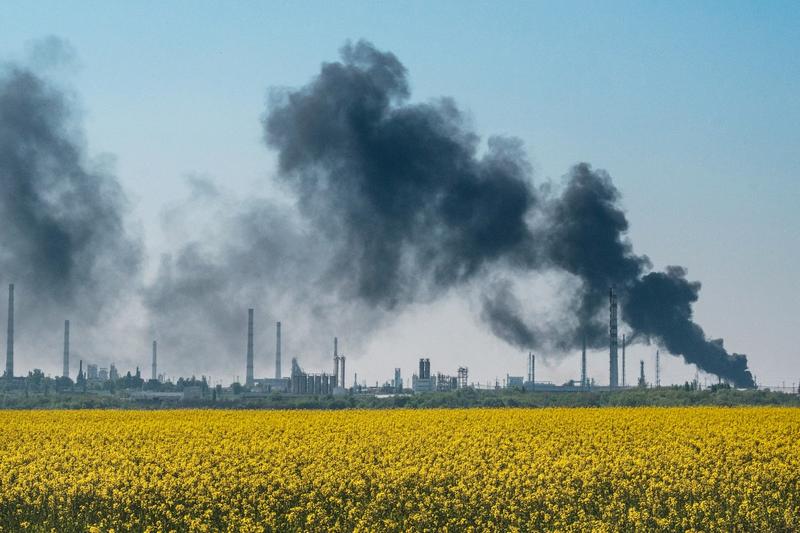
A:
[0,1,798,387]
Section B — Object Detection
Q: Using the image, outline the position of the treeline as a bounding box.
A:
[1,386,798,410]
[1,369,212,395]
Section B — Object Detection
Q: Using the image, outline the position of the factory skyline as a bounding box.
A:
[1,281,769,394]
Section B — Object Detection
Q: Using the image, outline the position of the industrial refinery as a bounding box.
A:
[0,282,793,403]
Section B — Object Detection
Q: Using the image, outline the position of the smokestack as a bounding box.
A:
[418,358,431,380]
[609,287,619,388]
[527,352,533,384]
[151,340,157,381]
[340,356,346,388]
[5,284,13,378]
[531,353,535,390]
[580,337,587,389]
[246,308,254,386]
[333,337,339,387]
[275,321,281,379]
[62,320,69,379]
[639,359,645,388]
[621,333,626,387]
[655,349,660,388]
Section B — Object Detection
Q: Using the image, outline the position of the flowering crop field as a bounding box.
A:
[0,408,797,532]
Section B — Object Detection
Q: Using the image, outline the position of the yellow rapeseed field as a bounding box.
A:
[0,407,797,532]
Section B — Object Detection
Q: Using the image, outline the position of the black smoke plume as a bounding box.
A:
[0,62,141,321]
[481,280,540,350]
[147,41,540,370]
[152,40,754,386]
[543,163,650,344]
[262,40,753,384]
[483,162,754,386]
[623,267,755,387]
[264,41,538,307]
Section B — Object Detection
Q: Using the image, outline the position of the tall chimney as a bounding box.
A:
[62,320,70,379]
[655,349,660,388]
[5,284,13,378]
[639,359,645,387]
[621,334,626,387]
[275,321,282,379]
[340,356,346,388]
[580,336,587,388]
[527,352,533,384]
[333,337,339,387]
[609,287,619,388]
[246,308,254,386]
[151,340,158,381]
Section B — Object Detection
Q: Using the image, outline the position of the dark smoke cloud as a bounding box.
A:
[543,163,651,344]
[150,39,753,386]
[482,162,753,385]
[478,162,650,351]
[0,63,141,321]
[264,41,538,308]
[150,40,540,372]
[481,280,540,350]
[623,267,755,388]
[481,162,754,385]
[260,40,753,385]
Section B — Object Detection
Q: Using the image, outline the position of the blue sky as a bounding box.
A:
[1,1,798,386]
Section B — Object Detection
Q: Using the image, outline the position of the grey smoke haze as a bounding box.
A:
[0,62,141,326]
[143,178,387,371]
[0,39,754,386]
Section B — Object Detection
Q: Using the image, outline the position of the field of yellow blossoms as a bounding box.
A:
[0,407,797,532]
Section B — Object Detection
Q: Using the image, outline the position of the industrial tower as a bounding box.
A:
[246,308,254,387]
[5,284,13,378]
[151,340,158,381]
[609,287,619,388]
[621,333,626,387]
[275,321,282,379]
[528,352,535,390]
[580,336,587,389]
[63,320,70,379]
[333,337,339,386]
[655,350,660,388]
[638,359,646,388]
[457,367,468,389]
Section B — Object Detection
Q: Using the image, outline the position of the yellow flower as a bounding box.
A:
[0,407,796,531]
